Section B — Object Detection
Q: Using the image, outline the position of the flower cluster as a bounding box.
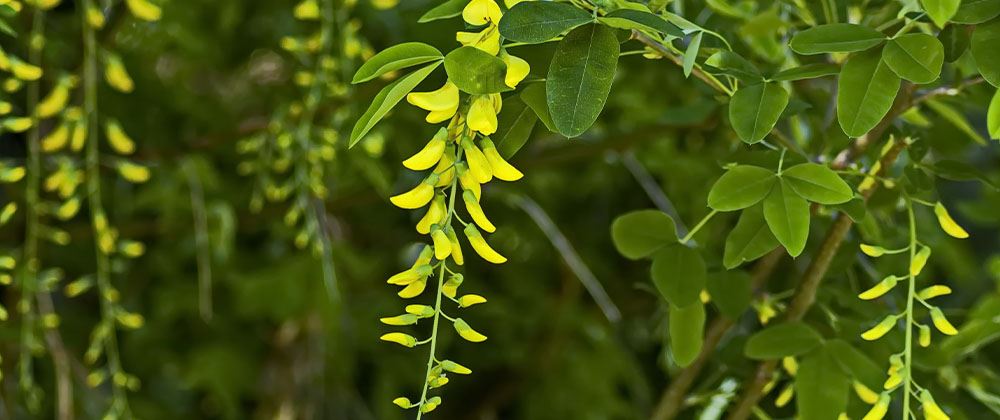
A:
[376,0,529,416]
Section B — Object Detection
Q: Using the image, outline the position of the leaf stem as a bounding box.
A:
[680,210,717,244]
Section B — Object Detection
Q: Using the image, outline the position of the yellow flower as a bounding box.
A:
[930,307,958,335]
[457,294,487,308]
[500,50,530,88]
[380,314,419,326]
[380,332,418,347]
[934,202,969,239]
[392,397,412,408]
[36,77,73,118]
[372,0,399,9]
[920,390,950,420]
[41,123,70,152]
[106,119,136,155]
[125,0,162,21]
[461,138,493,183]
[71,121,87,151]
[456,25,501,56]
[442,273,463,298]
[389,173,439,209]
[403,128,448,171]
[387,264,432,285]
[919,324,931,347]
[463,190,495,232]
[862,393,890,420]
[453,318,487,342]
[883,370,902,389]
[420,396,441,413]
[431,225,452,260]
[441,360,472,374]
[918,285,952,300]
[480,137,523,181]
[434,145,457,186]
[294,0,320,20]
[860,244,885,257]
[407,81,459,123]
[782,357,798,376]
[774,384,793,407]
[464,224,507,264]
[406,304,435,318]
[416,194,446,234]
[55,198,80,220]
[910,246,931,276]
[116,312,145,329]
[446,226,464,265]
[9,57,42,81]
[87,6,106,28]
[104,54,134,93]
[117,161,150,183]
[467,95,499,135]
[861,315,897,341]
[462,0,501,26]
[2,117,33,132]
[853,381,879,404]
[858,276,898,300]
[398,277,427,298]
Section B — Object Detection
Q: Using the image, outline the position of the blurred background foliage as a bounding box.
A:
[0,0,998,419]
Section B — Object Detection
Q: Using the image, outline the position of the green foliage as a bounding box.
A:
[546,23,619,137]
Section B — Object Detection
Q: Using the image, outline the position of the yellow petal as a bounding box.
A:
[36,77,73,118]
[919,324,931,347]
[921,390,951,420]
[105,120,136,155]
[774,384,794,407]
[71,121,87,151]
[467,95,499,135]
[457,294,486,308]
[858,276,898,300]
[861,315,896,341]
[425,103,459,124]
[860,244,885,257]
[440,360,472,374]
[87,6,106,28]
[480,137,523,181]
[9,58,42,81]
[104,54,134,93]
[781,357,798,376]
[500,51,530,88]
[930,307,958,335]
[416,194,446,234]
[407,81,459,112]
[117,161,150,183]
[862,393,890,420]
[293,0,320,20]
[392,397,412,408]
[883,371,902,390]
[910,246,931,276]
[463,190,495,232]
[442,273,463,298]
[403,128,448,171]
[918,285,952,300]
[457,163,481,200]
[380,332,417,347]
[446,226,464,265]
[464,224,506,264]
[462,0,501,26]
[853,381,879,405]
[380,314,419,326]
[2,117,33,132]
[431,226,452,260]
[934,202,968,239]
[406,304,435,318]
[461,138,493,183]
[125,0,162,21]
[41,123,70,152]
[456,25,501,56]
[398,278,427,298]
[453,318,487,342]
[434,145,457,186]
[389,174,438,209]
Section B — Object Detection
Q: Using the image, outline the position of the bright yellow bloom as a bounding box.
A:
[55,198,80,220]
[434,145,457,186]
[406,304,435,318]
[453,318,487,342]
[467,95,499,135]
[87,6,106,28]
[462,0,501,26]
[458,294,487,308]
[883,370,902,389]
[500,50,530,88]
[106,120,136,155]
[910,246,931,276]
[854,381,879,404]
[104,54,134,93]
[921,390,950,420]
[0,101,10,115]
[398,277,427,298]
[861,315,896,341]
[863,393,890,420]
[930,307,958,335]
[41,123,70,152]
[457,163,481,200]
[463,190,495,232]
[392,397,412,408]
[934,202,968,239]
[126,0,162,21]
[380,314,418,326]
[71,121,86,151]
[372,0,398,9]
[442,273,463,298]
[431,225,452,260]
[480,137,523,181]
[858,276,898,300]
[918,285,952,300]
[407,81,459,123]
[457,25,501,56]
[9,58,42,81]
[403,128,448,170]
[420,396,441,413]
[774,384,793,407]
[860,244,885,257]
[781,357,798,376]
[2,117,33,132]
[464,224,506,264]
[117,161,150,183]
[389,173,439,209]
[387,264,432,285]
[461,139,493,183]
[446,226,464,265]
[294,0,320,20]
[36,77,73,118]
[441,360,472,374]
[416,194,446,234]
[380,332,418,347]
[919,324,931,347]
[116,312,144,329]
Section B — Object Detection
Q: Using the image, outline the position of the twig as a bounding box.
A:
[183,159,213,322]
[620,151,690,238]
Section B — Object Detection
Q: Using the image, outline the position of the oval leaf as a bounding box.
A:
[352,42,443,84]
[350,62,441,147]
[790,23,886,55]
[989,88,1000,140]
[796,347,850,420]
[707,165,777,211]
[769,63,840,82]
[498,1,593,44]
[419,0,468,23]
[669,303,705,367]
[744,321,823,360]
[494,95,537,158]
[599,9,684,38]
[611,210,678,260]
[972,17,1000,87]
[547,23,619,138]
[729,82,789,143]
[837,48,900,137]
[723,205,779,269]
[953,0,1000,24]
[706,271,752,319]
[781,163,853,205]
[763,179,810,257]
[882,33,944,84]
[651,244,706,307]
[444,46,508,94]
[923,0,961,27]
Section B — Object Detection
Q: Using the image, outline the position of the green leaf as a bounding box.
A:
[611,210,678,260]
[349,62,441,147]
[796,346,850,420]
[834,198,867,222]
[744,321,823,360]
[520,83,557,132]
[651,244,706,307]
[769,63,840,82]
[925,99,988,145]
[494,95,537,159]
[707,166,777,211]
[974,17,1000,87]
[953,0,1000,24]
[444,47,508,94]
[789,23,886,55]
[837,48,901,137]
[929,159,1000,189]
[940,24,970,62]
[729,82,789,144]
[547,23,619,138]
[682,31,703,77]
[882,33,944,84]
[763,180,810,257]
[723,205,779,269]
[989,88,1000,139]
[781,163,853,205]
[599,9,684,38]
[825,340,884,391]
[351,42,443,84]
[923,0,961,27]
[706,271,752,319]
[669,302,705,367]
[418,0,468,23]
[704,51,763,82]
[497,1,593,44]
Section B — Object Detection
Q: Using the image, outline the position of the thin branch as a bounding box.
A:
[183,159,213,322]
[620,151,690,238]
